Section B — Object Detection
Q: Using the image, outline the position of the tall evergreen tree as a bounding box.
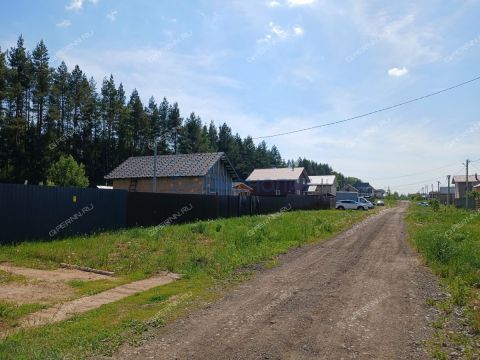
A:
[167,102,181,153]
[0,35,356,187]
[5,36,31,181]
[207,121,218,151]
[127,89,148,155]
[156,97,170,154]
[178,112,202,153]
[29,40,51,183]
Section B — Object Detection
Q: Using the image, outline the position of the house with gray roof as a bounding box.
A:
[105,152,238,195]
[307,175,337,196]
[246,167,310,196]
[452,174,480,199]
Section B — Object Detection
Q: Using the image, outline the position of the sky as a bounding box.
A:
[1,0,479,193]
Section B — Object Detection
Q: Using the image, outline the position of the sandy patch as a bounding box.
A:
[0,282,75,305]
[22,272,182,327]
[0,263,111,282]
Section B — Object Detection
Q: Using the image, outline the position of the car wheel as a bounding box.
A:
[338,206,345,210]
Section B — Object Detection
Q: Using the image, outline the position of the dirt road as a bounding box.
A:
[112,203,440,359]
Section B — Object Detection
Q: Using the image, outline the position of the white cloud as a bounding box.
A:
[286,0,315,6]
[65,0,98,11]
[56,19,71,28]
[267,1,281,7]
[266,0,315,8]
[347,4,441,66]
[258,22,304,44]
[66,0,83,11]
[293,26,304,35]
[387,67,408,77]
[106,9,118,22]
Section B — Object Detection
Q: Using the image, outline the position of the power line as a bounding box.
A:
[389,166,465,190]
[253,75,480,140]
[370,162,459,181]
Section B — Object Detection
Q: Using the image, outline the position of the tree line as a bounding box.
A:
[0,36,359,185]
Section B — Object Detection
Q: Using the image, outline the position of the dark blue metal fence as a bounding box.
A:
[0,183,127,244]
[0,183,333,244]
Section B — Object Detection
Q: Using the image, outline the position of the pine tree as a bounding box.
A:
[207,121,218,151]
[29,40,51,183]
[167,102,182,153]
[5,35,32,182]
[146,96,160,145]
[127,89,148,155]
[31,40,50,136]
[0,35,356,187]
[100,75,118,173]
[80,77,100,183]
[157,97,170,154]
[0,47,8,180]
[217,123,232,153]
[178,112,202,153]
[198,124,210,152]
[0,47,6,112]
[269,145,283,167]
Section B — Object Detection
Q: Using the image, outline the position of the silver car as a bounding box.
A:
[335,200,368,211]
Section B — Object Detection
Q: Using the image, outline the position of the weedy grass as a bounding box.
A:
[406,204,480,357]
[67,279,125,296]
[0,302,46,327]
[407,206,480,297]
[0,208,372,359]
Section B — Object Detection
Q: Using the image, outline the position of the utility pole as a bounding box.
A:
[437,181,441,200]
[447,175,451,206]
[431,184,434,198]
[465,159,470,210]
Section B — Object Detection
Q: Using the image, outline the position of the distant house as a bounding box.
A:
[353,182,374,198]
[374,189,385,198]
[105,152,238,195]
[307,175,337,196]
[246,167,309,196]
[438,186,455,204]
[475,184,480,210]
[342,184,359,193]
[232,182,254,196]
[452,175,480,199]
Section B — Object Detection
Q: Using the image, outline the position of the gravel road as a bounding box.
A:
[112,202,440,359]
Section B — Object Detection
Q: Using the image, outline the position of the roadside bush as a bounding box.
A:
[450,277,468,306]
[429,199,440,212]
[190,223,207,234]
[429,233,455,265]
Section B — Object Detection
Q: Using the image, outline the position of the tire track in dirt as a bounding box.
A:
[109,203,440,360]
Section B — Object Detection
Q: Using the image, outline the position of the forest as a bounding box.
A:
[0,36,359,187]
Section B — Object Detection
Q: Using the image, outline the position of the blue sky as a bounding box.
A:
[1,0,479,193]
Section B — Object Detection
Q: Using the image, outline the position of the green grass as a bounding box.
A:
[406,204,480,357]
[0,302,46,327]
[67,279,124,296]
[406,205,480,295]
[0,208,374,359]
